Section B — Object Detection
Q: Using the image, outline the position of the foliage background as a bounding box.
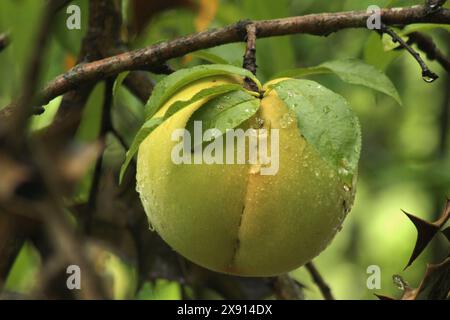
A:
[0,0,449,299]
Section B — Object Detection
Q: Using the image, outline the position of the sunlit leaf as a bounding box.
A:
[164,84,250,118]
[144,64,261,119]
[136,280,182,300]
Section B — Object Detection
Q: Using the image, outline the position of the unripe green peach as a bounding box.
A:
[136,76,359,276]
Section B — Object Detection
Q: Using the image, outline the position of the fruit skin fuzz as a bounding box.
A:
[136,75,359,277]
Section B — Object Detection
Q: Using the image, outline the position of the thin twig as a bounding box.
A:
[1,6,448,111]
[242,23,259,92]
[437,35,450,157]
[242,23,257,74]
[407,32,450,73]
[381,23,439,82]
[305,262,334,300]
[272,274,304,300]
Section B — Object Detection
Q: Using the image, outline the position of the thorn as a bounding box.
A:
[402,199,450,270]
[402,209,439,270]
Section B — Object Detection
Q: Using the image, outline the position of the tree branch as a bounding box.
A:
[305,262,334,300]
[1,5,447,110]
[381,24,439,82]
[407,31,450,73]
[242,23,259,92]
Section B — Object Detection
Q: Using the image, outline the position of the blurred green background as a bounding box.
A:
[1,0,449,299]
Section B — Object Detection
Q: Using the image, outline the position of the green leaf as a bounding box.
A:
[0,0,47,97]
[144,64,261,119]
[76,83,105,142]
[270,79,361,180]
[381,32,404,51]
[73,83,105,203]
[191,50,232,65]
[186,90,260,144]
[4,242,40,293]
[164,84,250,119]
[401,23,450,35]
[120,84,253,183]
[273,66,330,79]
[53,0,89,55]
[364,33,401,71]
[320,59,401,105]
[119,117,164,184]
[30,97,63,131]
[113,71,130,101]
[274,58,402,105]
[136,280,182,300]
[119,84,258,182]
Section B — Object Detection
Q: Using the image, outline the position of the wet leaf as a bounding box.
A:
[186,90,260,146]
[270,79,361,181]
[119,117,163,184]
[163,84,248,119]
[144,64,261,119]
[273,58,402,105]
